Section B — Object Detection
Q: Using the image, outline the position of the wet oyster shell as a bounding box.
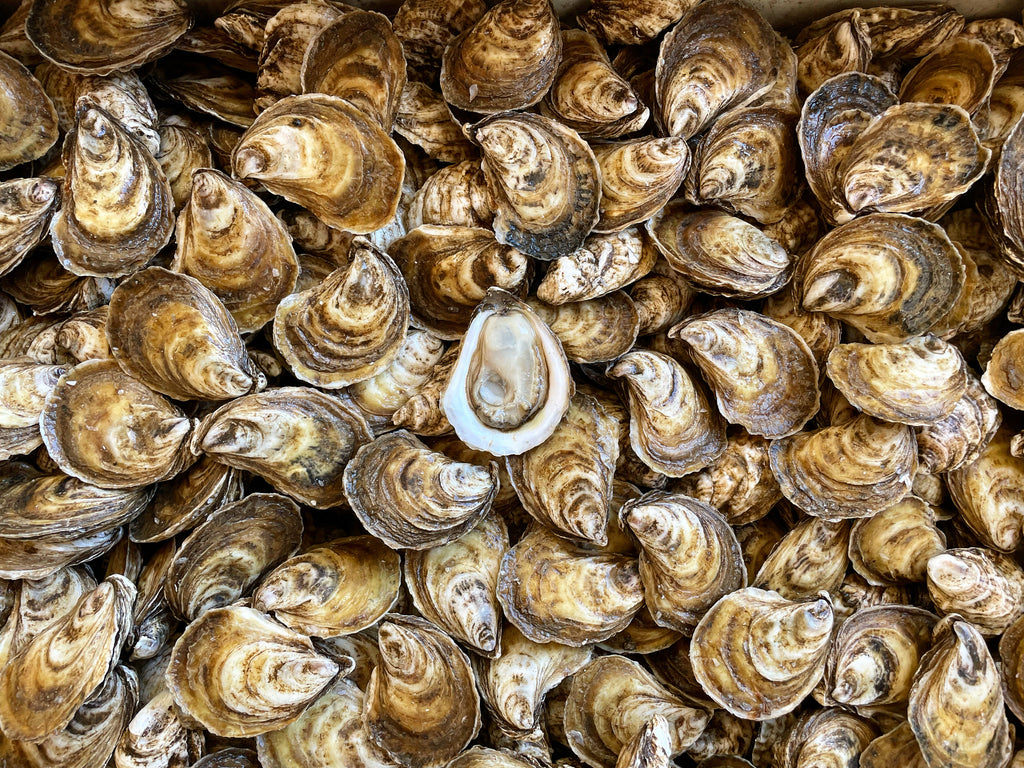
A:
[167,605,339,738]
[392,0,486,84]
[470,112,601,260]
[172,169,299,334]
[628,262,696,336]
[51,105,175,278]
[155,124,213,211]
[0,54,55,173]
[233,94,404,234]
[794,11,871,97]
[393,82,477,165]
[107,266,264,401]
[56,305,112,363]
[497,524,644,646]
[982,328,1024,410]
[690,587,833,720]
[591,139,690,235]
[404,512,506,656]
[1,250,113,316]
[798,213,964,343]
[273,237,409,389]
[392,342,457,437]
[773,708,878,768]
[655,0,779,139]
[860,721,928,768]
[0,177,60,277]
[440,0,560,115]
[916,371,1001,474]
[405,160,493,231]
[0,359,64,459]
[926,547,1024,636]
[192,386,372,509]
[165,492,302,621]
[579,0,693,45]
[900,37,996,120]
[153,58,256,129]
[565,654,710,767]
[908,617,1012,768]
[537,228,657,304]
[254,534,400,638]
[752,517,849,600]
[365,614,481,768]
[849,496,947,586]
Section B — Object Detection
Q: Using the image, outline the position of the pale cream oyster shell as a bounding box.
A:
[752,517,849,600]
[441,288,572,456]
[404,512,507,656]
[172,169,299,334]
[564,654,711,767]
[926,547,1024,636]
[344,429,498,550]
[232,94,405,234]
[848,496,947,586]
[166,604,340,739]
[468,111,601,260]
[0,177,61,277]
[690,587,833,720]
[50,105,175,278]
[191,386,372,509]
[365,614,481,768]
[982,328,1024,410]
[273,237,410,390]
[164,492,303,622]
[537,227,658,304]
[908,617,1012,768]
[0,52,57,172]
[439,0,560,115]
[497,523,644,646]
[107,266,265,402]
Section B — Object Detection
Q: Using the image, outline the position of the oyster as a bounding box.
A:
[0,54,54,171]
[648,205,791,298]
[900,37,996,120]
[0,359,65,459]
[273,238,409,389]
[192,386,372,509]
[153,58,256,129]
[394,82,477,164]
[849,496,947,586]
[917,372,1001,473]
[344,430,497,550]
[113,687,203,768]
[392,342,458,437]
[982,329,1024,410]
[439,0,560,114]
[528,293,639,364]
[0,178,60,277]
[579,0,693,45]
[591,140,689,234]
[628,262,696,336]
[752,517,849,600]
[926,547,1024,636]
[165,492,302,621]
[537,228,657,304]
[406,160,492,230]
[470,112,601,260]
[172,169,299,334]
[860,722,928,768]
[773,709,878,768]
[233,94,404,234]
[1,250,113,316]
[623,490,746,633]
[497,524,644,646]
[40,359,192,489]
[690,587,833,720]
[798,213,964,343]
[107,266,265,401]
[655,0,779,139]
[167,605,339,738]
[365,614,481,768]
[794,11,871,97]
[441,289,572,456]
[51,105,175,278]
[391,0,486,84]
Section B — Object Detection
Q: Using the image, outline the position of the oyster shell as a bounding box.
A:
[167,605,339,738]
[469,112,601,260]
[497,524,644,646]
[113,687,203,768]
[752,517,849,600]
[391,0,486,84]
[51,105,174,278]
[440,0,560,115]
[528,293,639,365]
[405,160,492,231]
[153,58,256,129]
[917,371,1001,474]
[233,94,404,234]
[192,386,372,509]
[690,587,833,720]
[655,0,779,139]
[273,237,409,389]
[107,266,264,401]
[849,496,947,586]
[982,328,1024,410]
[0,359,65,459]
[56,305,111,363]
[860,722,928,768]
[537,228,657,304]
[794,11,871,97]
[441,289,572,456]
[394,82,477,165]
[365,614,481,768]
[900,37,996,120]
[579,0,693,45]
[0,177,60,276]
[773,709,878,768]
[591,140,689,235]
[172,169,299,334]
[628,262,696,336]
[392,342,458,437]
[926,547,1024,636]
[1,249,113,316]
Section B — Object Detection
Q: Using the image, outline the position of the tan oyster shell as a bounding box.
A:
[648,205,791,298]
[394,82,477,165]
[752,517,849,600]
[51,105,174,278]
[107,266,264,401]
[167,605,339,738]
[0,177,60,277]
[798,213,964,343]
[56,305,112,363]
[153,58,256,129]
[900,38,996,119]
[1,249,112,316]
[849,496,947,586]
[392,343,458,437]
[497,524,644,646]
[537,228,657,304]
[773,709,878,768]
[908,617,1012,768]
[440,0,560,115]
[860,722,928,768]
[794,12,871,97]
[528,293,639,365]
[690,587,833,720]
[628,261,696,336]
[926,547,1024,636]
[982,328,1024,410]
[405,160,492,230]
[113,687,203,768]
[917,372,1001,474]
[129,539,176,660]
[1000,612,1024,722]
[591,139,690,234]
[0,53,56,172]
[580,0,692,45]
[623,490,745,633]
[470,112,601,260]
[565,654,710,768]
[192,386,372,509]
[365,614,481,768]
[0,575,135,742]
[616,718,672,768]
[233,94,404,234]
[0,359,65,459]
[391,0,486,83]
[655,0,779,139]
[172,169,299,334]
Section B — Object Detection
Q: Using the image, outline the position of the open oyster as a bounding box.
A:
[233,94,404,234]
[442,289,572,456]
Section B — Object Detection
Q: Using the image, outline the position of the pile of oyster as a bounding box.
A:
[5,0,1024,765]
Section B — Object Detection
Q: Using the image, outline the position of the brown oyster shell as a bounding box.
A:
[860,722,928,768]
[233,94,404,234]
[172,169,299,334]
[1,249,113,316]
[113,686,203,768]
[155,124,213,211]
[752,517,849,600]
[628,261,696,336]
[591,139,690,235]
[192,386,372,509]
[394,82,477,165]
[926,547,1024,636]
[773,708,878,768]
[982,328,1024,410]
[440,0,560,115]
[849,496,947,586]
[167,605,339,739]
[900,37,996,119]
[528,293,639,365]
[405,160,493,231]
[107,266,264,401]
[769,413,918,520]
[916,371,1001,474]
[0,177,60,276]
[391,342,458,437]
[579,0,692,45]
[56,305,112,363]
[537,228,657,304]
[365,614,481,768]
[392,0,486,84]
[794,12,871,97]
